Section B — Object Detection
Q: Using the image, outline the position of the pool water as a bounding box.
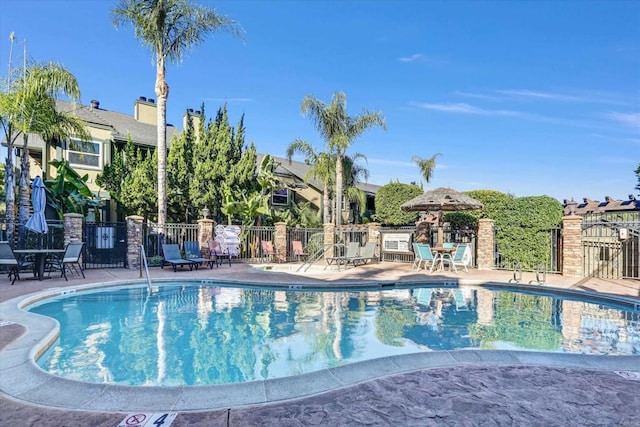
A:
[29,284,640,386]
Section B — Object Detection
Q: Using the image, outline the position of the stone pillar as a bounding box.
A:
[367,222,381,260]
[274,222,287,263]
[126,215,144,270]
[562,215,583,277]
[324,222,335,260]
[63,213,84,245]
[476,218,495,270]
[198,218,215,256]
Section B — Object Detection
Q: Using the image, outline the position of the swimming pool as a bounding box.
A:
[28,281,640,387]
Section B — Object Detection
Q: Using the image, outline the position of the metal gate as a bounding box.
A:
[582,213,639,279]
[84,222,128,269]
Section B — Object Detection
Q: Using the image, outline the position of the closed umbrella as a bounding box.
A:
[401,187,483,247]
[25,176,48,235]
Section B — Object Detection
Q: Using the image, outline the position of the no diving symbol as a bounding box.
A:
[126,414,147,426]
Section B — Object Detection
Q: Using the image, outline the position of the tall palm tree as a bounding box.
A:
[301,92,385,225]
[412,153,442,186]
[112,0,243,225]
[342,152,369,221]
[286,140,333,224]
[1,62,87,242]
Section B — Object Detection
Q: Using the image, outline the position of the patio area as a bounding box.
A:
[1,262,639,426]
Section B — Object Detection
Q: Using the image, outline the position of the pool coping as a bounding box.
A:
[1,277,639,412]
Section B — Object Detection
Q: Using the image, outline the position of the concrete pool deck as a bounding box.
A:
[1,262,639,425]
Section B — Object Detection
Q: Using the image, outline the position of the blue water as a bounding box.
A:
[29,284,639,386]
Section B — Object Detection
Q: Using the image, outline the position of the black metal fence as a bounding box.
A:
[582,213,639,279]
[83,222,128,269]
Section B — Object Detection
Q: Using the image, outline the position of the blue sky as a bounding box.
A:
[1,0,639,203]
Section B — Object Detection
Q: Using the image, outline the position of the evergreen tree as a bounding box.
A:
[167,113,195,222]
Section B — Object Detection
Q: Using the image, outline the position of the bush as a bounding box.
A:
[373,182,422,225]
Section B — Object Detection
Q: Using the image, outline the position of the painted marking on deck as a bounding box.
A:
[118,412,178,427]
[615,371,640,381]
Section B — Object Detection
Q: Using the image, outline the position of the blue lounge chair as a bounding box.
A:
[412,243,437,273]
[161,244,196,272]
[183,241,208,268]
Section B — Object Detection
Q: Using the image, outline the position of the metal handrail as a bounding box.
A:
[297,243,346,272]
[140,244,153,295]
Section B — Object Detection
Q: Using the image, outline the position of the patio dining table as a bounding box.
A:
[431,246,456,272]
[13,248,65,281]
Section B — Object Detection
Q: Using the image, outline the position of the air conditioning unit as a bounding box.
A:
[382,233,412,253]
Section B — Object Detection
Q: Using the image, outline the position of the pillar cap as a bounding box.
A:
[63,213,84,218]
[125,215,144,221]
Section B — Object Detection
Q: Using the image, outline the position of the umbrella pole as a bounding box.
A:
[437,212,444,247]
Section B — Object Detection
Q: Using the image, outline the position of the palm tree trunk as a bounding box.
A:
[335,155,344,225]
[4,138,16,244]
[18,134,30,246]
[323,182,330,224]
[155,58,168,226]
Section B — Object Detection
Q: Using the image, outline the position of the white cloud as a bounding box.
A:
[496,89,583,102]
[412,102,520,117]
[398,53,425,63]
[604,111,640,129]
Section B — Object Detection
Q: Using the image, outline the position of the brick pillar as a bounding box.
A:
[274,222,287,263]
[126,215,144,270]
[198,218,215,256]
[476,218,495,270]
[562,215,583,277]
[324,222,335,260]
[63,213,83,245]
[367,222,381,260]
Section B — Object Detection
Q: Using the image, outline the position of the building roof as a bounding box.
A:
[563,195,640,214]
[257,154,381,195]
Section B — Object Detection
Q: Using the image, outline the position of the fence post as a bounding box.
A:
[63,213,84,245]
[274,222,287,263]
[324,222,335,260]
[367,222,381,260]
[198,218,215,256]
[562,214,583,277]
[126,215,144,270]
[476,218,495,270]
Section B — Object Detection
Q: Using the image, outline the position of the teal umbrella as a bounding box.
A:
[25,176,48,234]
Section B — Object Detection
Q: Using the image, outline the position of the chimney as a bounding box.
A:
[90,99,100,109]
[134,96,157,125]
[183,108,202,137]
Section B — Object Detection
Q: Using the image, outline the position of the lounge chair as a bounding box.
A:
[161,244,196,272]
[261,240,279,263]
[291,240,308,261]
[0,241,35,285]
[351,241,377,266]
[326,241,360,268]
[412,243,437,273]
[183,241,209,267]
[441,244,470,273]
[47,242,85,281]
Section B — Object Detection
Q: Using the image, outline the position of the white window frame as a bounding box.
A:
[66,138,102,170]
[271,188,290,206]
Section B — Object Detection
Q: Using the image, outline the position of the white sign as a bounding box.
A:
[118,412,178,427]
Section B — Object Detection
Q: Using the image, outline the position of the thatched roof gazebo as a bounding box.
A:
[401,187,483,247]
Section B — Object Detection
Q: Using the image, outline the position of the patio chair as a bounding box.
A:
[291,240,308,261]
[441,244,470,273]
[208,238,239,268]
[161,244,196,272]
[47,242,85,281]
[412,243,438,273]
[0,241,35,285]
[350,241,377,266]
[261,240,279,263]
[183,241,209,268]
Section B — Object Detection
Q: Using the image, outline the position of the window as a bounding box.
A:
[271,188,289,206]
[67,139,100,168]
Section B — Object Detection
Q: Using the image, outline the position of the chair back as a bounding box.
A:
[0,241,18,266]
[261,240,275,255]
[184,241,202,259]
[345,241,360,258]
[64,242,84,261]
[416,243,434,261]
[292,240,306,255]
[453,244,467,261]
[162,244,182,260]
[360,242,377,259]
[208,239,223,255]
